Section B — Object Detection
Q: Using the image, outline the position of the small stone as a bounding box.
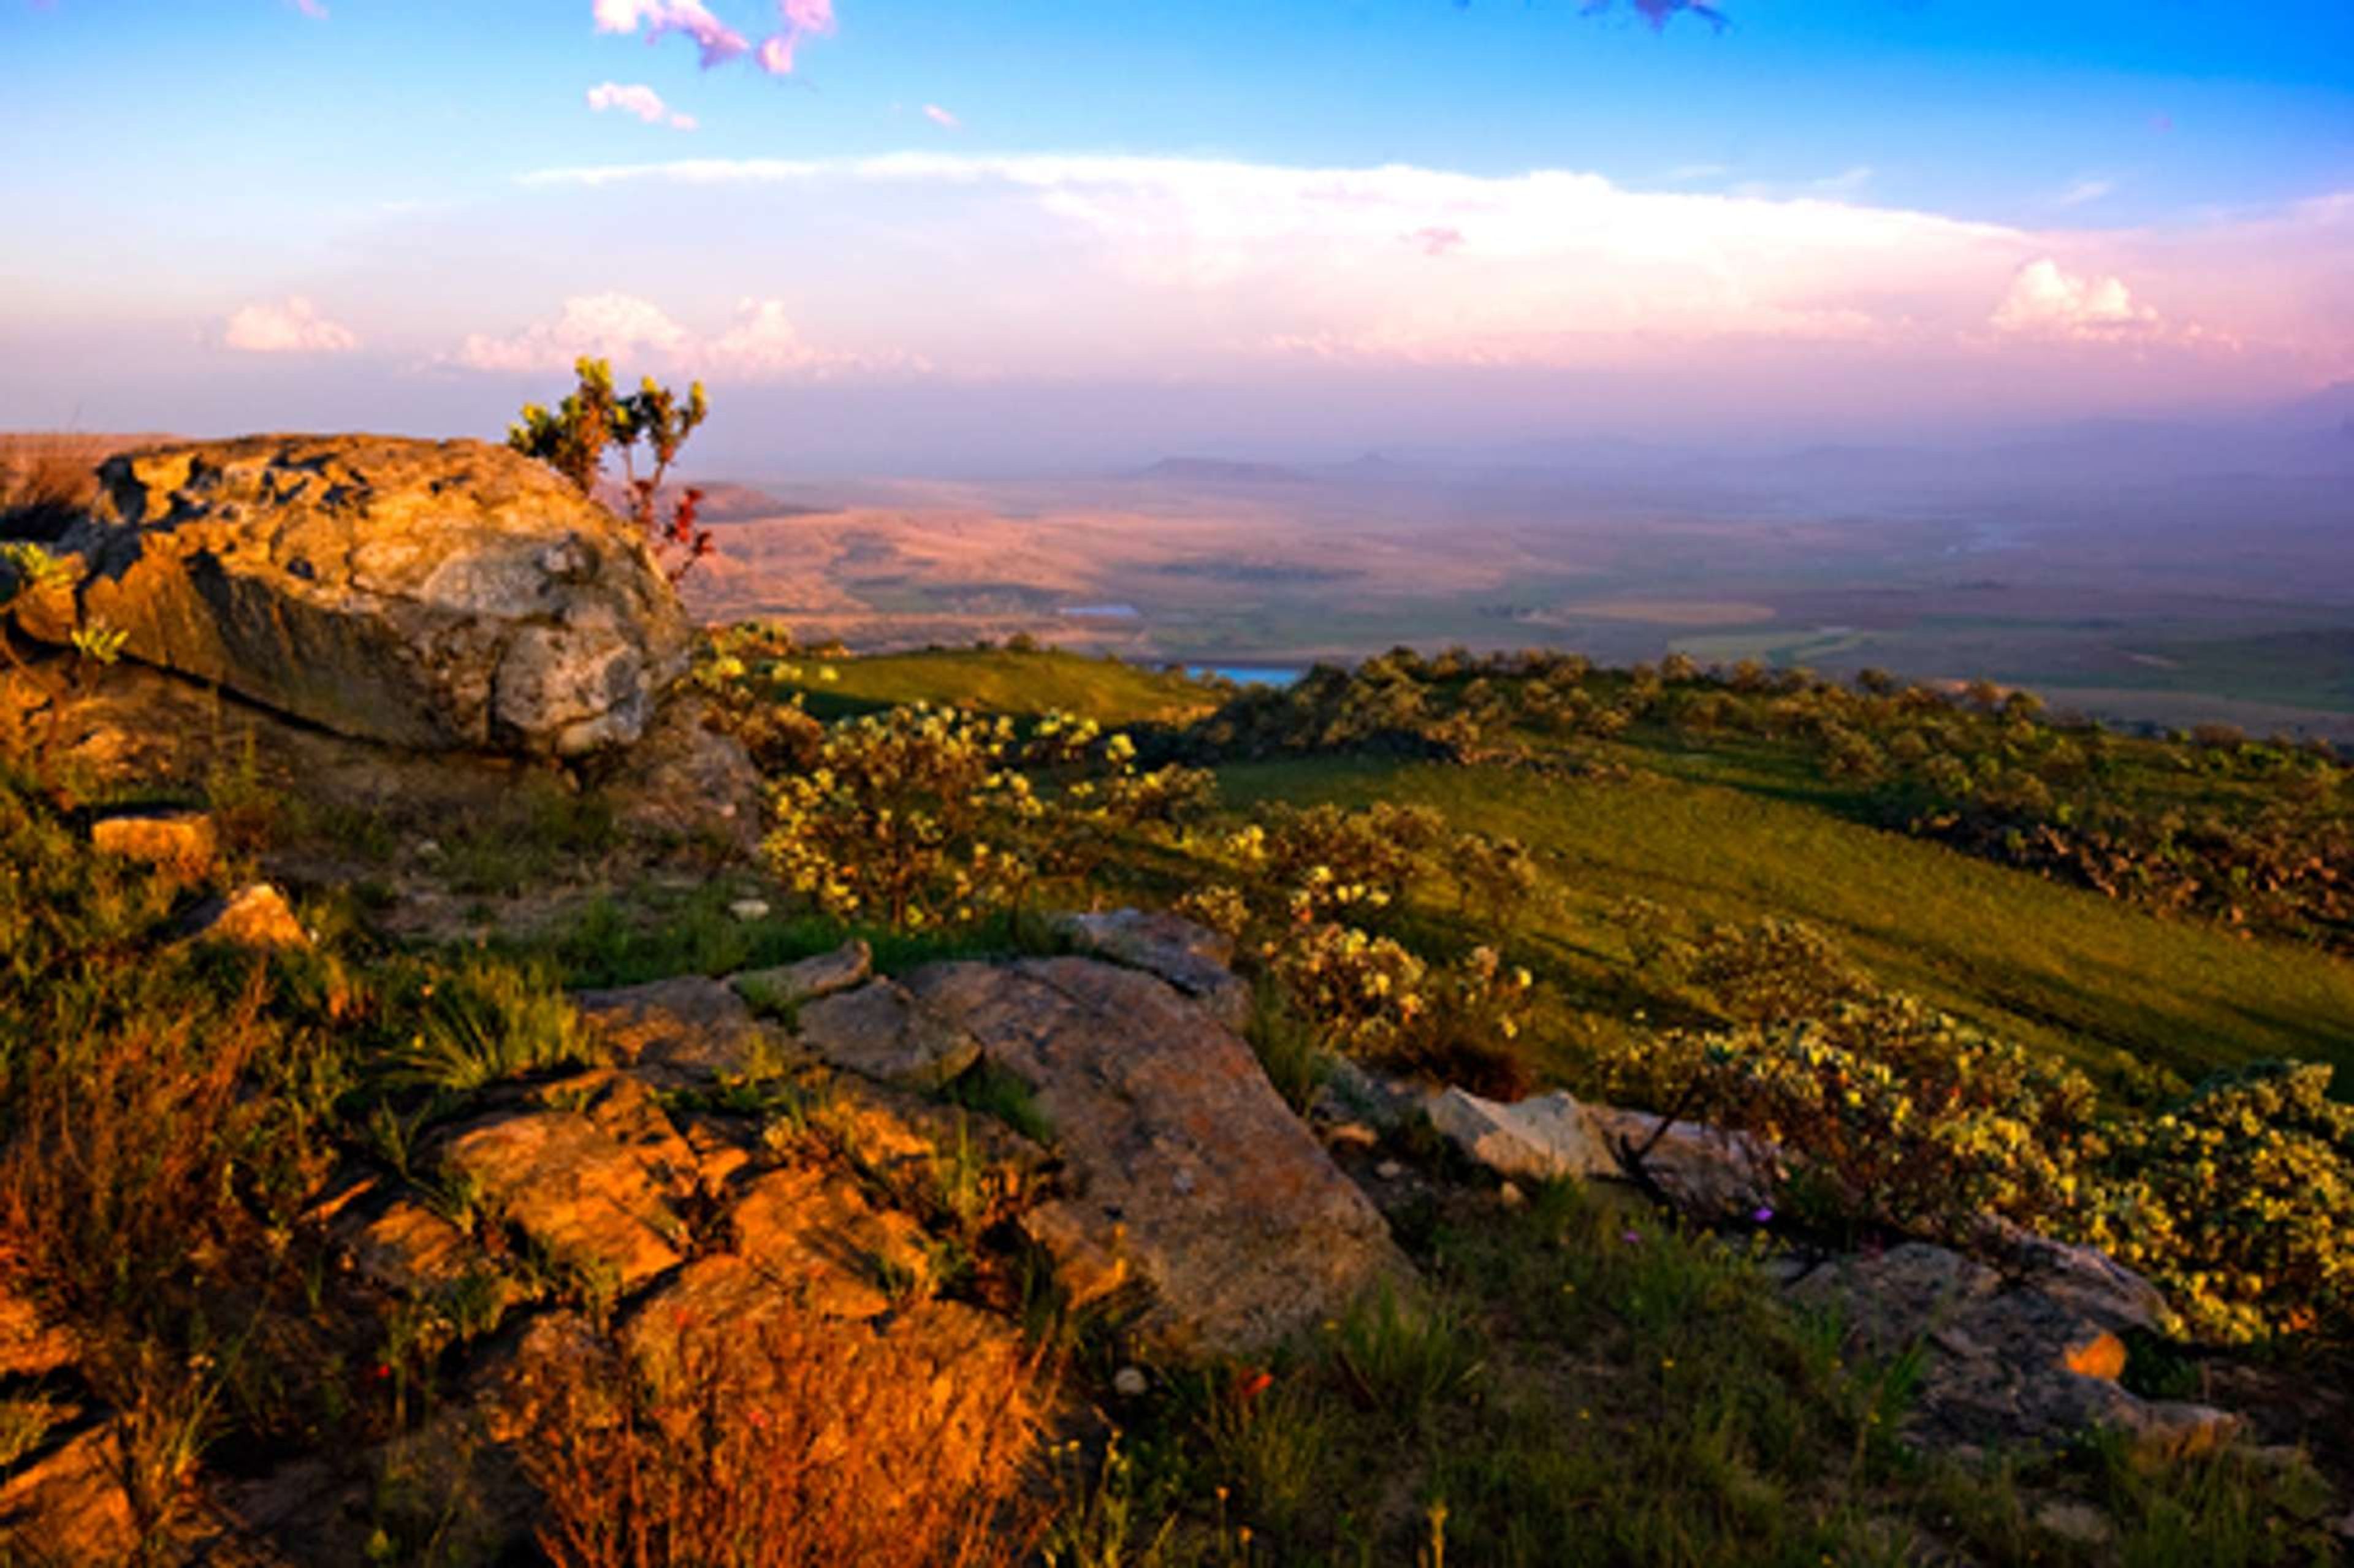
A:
[1424,1086,1615,1183]
[90,807,216,872]
[1112,1366,1149,1398]
[1497,1181,1526,1209]
[415,838,443,858]
[1374,1160,1406,1181]
[1323,1121,1379,1152]
[183,882,310,950]
[2033,1499,2115,1547]
[728,898,771,922]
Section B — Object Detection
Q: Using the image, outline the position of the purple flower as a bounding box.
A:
[1620,1228,1643,1244]
[1751,1206,1775,1225]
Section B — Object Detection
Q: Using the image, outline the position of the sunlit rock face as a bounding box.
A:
[24,434,690,756]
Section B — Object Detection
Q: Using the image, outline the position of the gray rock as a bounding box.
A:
[1052,909,1252,1030]
[23,435,689,756]
[730,939,874,1016]
[1790,1241,2242,1458]
[901,956,1412,1352]
[575,974,801,1083]
[796,979,984,1090]
[1423,1086,1617,1182]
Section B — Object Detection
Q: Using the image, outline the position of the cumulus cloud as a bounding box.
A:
[455,294,903,380]
[587,82,698,130]
[1990,259,2160,339]
[1408,225,1466,256]
[595,1,831,75]
[222,297,360,354]
[923,104,961,131]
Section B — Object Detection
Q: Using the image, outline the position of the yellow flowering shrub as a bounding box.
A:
[2085,1062,2354,1342]
[761,703,1209,930]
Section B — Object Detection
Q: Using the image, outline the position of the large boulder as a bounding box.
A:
[22,435,690,756]
[899,956,1413,1352]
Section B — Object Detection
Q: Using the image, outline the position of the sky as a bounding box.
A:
[3,0,2351,473]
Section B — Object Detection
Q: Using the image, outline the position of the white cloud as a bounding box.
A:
[508,153,2343,376]
[2051,177,2116,210]
[455,294,907,381]
[221,296,360,354]
[587,82,698,131]
[922,104,961,131]
[1990,259,2160,339]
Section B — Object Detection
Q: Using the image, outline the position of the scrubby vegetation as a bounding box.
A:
[4,615,2352,1562]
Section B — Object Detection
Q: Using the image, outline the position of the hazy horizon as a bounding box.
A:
[6,1,2353,474]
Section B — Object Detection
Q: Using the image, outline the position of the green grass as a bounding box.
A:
[1051,1180,2340,1566]
[1213,756,2354,1090]
[785,647,1221,726]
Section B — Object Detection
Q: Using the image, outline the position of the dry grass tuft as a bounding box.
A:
[520,1306,1050,1568]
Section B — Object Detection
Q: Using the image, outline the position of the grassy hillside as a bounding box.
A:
[774,647,2354,1095]
[793,644,1220,725]
[1222,757,2354,1090]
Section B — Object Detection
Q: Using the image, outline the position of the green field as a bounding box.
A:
[780,649,2354,1096]
[796,645,1219,725]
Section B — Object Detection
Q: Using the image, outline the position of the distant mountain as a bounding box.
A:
[1135,456,1314,484]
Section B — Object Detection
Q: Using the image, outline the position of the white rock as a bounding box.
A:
[1423,1087,1616,1182]
[728,899,772,923]
[1112,1366,1149,1398]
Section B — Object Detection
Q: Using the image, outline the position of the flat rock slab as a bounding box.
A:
[730,939,873,1015]
[575,975,800,1083]
[902,956,1412,1352]
[431,1103,686,1292]
[25,435,688,756]
[1052,910,1252,1030]
[1584,1103,1779,1217]
[796,979,983,1090]
[1791,1241,2239,1459]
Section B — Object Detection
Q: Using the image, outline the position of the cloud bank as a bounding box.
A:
[222,297,359,354]
[455,292,908,380]
[498,153,2354,394]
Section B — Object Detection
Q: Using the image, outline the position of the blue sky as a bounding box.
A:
[4,0,2350,469]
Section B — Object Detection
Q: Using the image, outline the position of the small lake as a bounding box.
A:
[1187,664,1305,687]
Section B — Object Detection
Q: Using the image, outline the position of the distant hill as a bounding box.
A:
[1135,456,1314,484]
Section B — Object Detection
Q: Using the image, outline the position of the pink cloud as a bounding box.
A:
[587,81,699,131]
[592,0,750,69]
[222,297,359,355]
[923,104,961,131]
[755,0,836,75]
[1408,225,1466,257]
[291,0,328,18]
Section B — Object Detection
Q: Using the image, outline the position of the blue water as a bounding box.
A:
[1187,664,1304,687]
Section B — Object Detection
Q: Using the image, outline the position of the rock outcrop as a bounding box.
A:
[20,435,690,756]
[901,956,1414,1351]
[1789,1241,2242,1460]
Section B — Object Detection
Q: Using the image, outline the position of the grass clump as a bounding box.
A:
[519,1307,1048,1568]
[375,955,598,1095]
